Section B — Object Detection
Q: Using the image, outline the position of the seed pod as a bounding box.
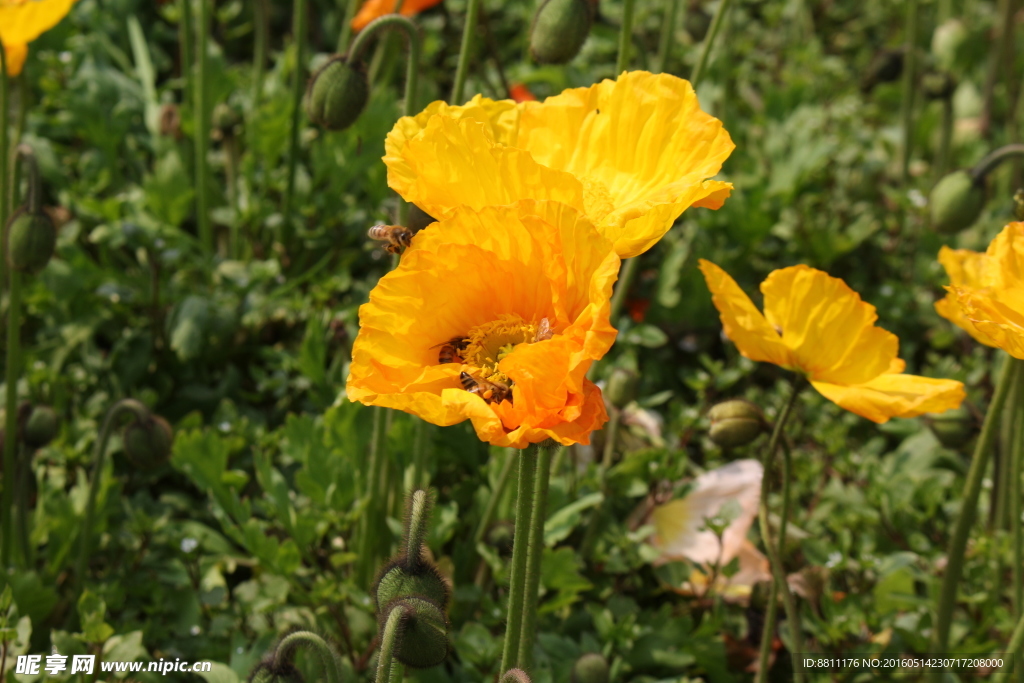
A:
[22,405,58,449]
[383,597,449,669]
[926,407,976,449]
[374,559,451,612]
[123,415,174,469]
[605,367,638,410]
[708,399,766,449]
[304,56,369,131]
[571,653,609,683]
[5,207,56,275]
[930,170,985,234]
[529,0,593,65]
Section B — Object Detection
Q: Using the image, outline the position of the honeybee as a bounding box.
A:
[431,337,469,364]
[534,317,553,342]
[460,371,511,404]
[367,224,413,255]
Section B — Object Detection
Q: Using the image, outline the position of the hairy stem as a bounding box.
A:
[690,0,732,88]
[499,447,538,673]
[450,0,481,104]
[518,445,553,669]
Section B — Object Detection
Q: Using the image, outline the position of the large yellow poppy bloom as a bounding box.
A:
[0,0,76,77]
[949,222,1024,359]
[346,200,620,448]
[699,260,965,423]
[384,71,734,259]
[935,246,1000,347]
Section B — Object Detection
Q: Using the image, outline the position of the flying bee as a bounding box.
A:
[460,371,511,404]
[367,224,413,255]
[534,317,553,342]
[431,337,469,364]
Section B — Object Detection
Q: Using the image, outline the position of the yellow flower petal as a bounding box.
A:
[935,246,1001,347]
[0,0,75,45]
[3,41,27,76]
[760,265,897,385]
[811,373,966,423]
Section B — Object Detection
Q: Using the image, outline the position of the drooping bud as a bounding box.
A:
[529,0,593,65]
[930,170,984,233]
[5,207,56,275]
[382,597,449,669]
[571,653,610,683]
[605,367,638,410]
[374,560,450,611]
[304,56,369,131]
[123,415,174,469]
[22,405,58,449]
[926,407,976,450]
[708,400,766,449]
[250,630,345,683]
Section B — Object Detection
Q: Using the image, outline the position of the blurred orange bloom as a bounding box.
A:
[699,260,965,423]
[509,83,536,102]
[351,0,442,32]
[346,200,619,448]
[0,0,75,76]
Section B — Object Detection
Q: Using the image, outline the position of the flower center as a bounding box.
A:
[462,314,543,385]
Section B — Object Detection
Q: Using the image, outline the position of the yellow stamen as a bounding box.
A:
[462,314,544,384]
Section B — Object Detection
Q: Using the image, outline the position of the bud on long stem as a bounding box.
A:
[270,631,344,683]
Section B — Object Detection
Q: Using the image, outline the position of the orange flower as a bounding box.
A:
[0,0,76,77]
[346,200,620,448]
[699,260,965,423]
[509,83,537,103]
[351,0,442,32]
[935,246,1000,347]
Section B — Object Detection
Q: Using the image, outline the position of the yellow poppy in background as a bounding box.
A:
[949,222,1024,359]
[384,71,735,259]
[351,0,442,31]
[935,246,1000,347]
[0,0,75,77]
[346,200,619,448]
[699,260,965,423]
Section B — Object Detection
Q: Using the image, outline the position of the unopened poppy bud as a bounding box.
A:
[930,170,984,233]
[23,405,58,449]
[571,653,609,683]
[304,56,369,131]
[123,415,174,469]
[529,0,592,65]
[382,597,449,668]
[374,559,451,612]
[605,367,638,409]
[5,207,56,275]
[926,407,976,449]
[708,399,766,449]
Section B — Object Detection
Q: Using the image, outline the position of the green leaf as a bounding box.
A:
[168,295,210,361]
[198,662,242,683]
[544,492,603,546]
[77,590,114,644]
[621,324,669,348]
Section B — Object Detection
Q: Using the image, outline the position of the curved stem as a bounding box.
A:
[273,631,344,683]
[971,144,1024,184]
[499,447,538,674]
[180,0,194,113]
[76,399,151,593]
[404,488,430,566]
[283,0,308,236]
[15,144,39,214]
[195,0,212,252]
[755,571,779,682]
[450,0,481,104]
[376,604,409,683]
[518,445,553,669]
[932,354,1020,674]
[615,0,636,74]
[656,0,680,74]
[758,380,805,683]
[690,0,731,88]
[898,0,918,185]
[1,271,20,568]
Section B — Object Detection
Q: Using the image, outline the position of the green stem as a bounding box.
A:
[899,0,918,185]
[690,0,731,88]
[994,611,1024,683]
[1,44,9,260]
[450,0,481,103]
[180,0,194,110]
[376,606,408,683]
[474,448,516,548]
[932,354,1020,675]
[616,0,636,74]
[357,406,389,586]
[755,568,779,682]
[410,419,428,490]
[517,445,553,669]
[252,0,267,109]
[195,0,212,252]
[75,399,151,593]
[225,134,240,259]
[283,0,308,237]
[656,0,680,74]
[935,95,954,182]
[273,631,344,683]
[499,448,538,674]
[1,271,20,568]
[404,488,430,566]
[16,444,31,566]
[1012,359,1024,624]
[336,0,360,53]
[758,380,805,683]
[580,408,622,556]
[971,144,1024,183]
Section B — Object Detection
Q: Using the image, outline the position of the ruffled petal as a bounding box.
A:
[935,246,1000,346]
[0,0,74,44]
[698,259,793,368]
[760,265,897,385]
[955,285,1024,360]
[811,373,966,423]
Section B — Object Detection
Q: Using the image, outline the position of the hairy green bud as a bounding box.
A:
[374,560,450,612]
[305,56,369,131]
[708,399,766,449]
[605,367,638,410]
[930,171,984,234]
[529,0,592,65]
[124,415,174,469]
[23,405,58,449]
[383,597,449,669]
[571,653,609,683]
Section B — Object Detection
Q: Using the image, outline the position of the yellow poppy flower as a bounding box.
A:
[698,260,965,423]
[935,246,1001,347]
[346,200,620,448]
[384,71,734,259]
[0,0,76,77]
[950,222,1024,359]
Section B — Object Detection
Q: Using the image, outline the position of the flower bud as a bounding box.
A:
[930,170,984,233]
[374,559,450,612]
[708,400,766,449]
[605,367,638,410]
[382,597,449,669]
[926,407,976,449]
[22,404,58,449]
[304,56,369,131]
[529,0,592,65]
[123,415,174,469]
[5,207,56,275]
[571,653,609,683]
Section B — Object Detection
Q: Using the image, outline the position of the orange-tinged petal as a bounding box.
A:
[955,285,1024,360]
[697,259,793,369]
[811,373,965,423]
[509,83,536,102]
[760,265,898,384]
[985,221,1024,288]
[3,41,27,76]
[351,0,442,31]
[935,246,1001,346]
[0,0,75,44]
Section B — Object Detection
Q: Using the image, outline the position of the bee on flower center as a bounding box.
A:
[431,337,470,364]
[460,371,511,404]
[367,224,413,255]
